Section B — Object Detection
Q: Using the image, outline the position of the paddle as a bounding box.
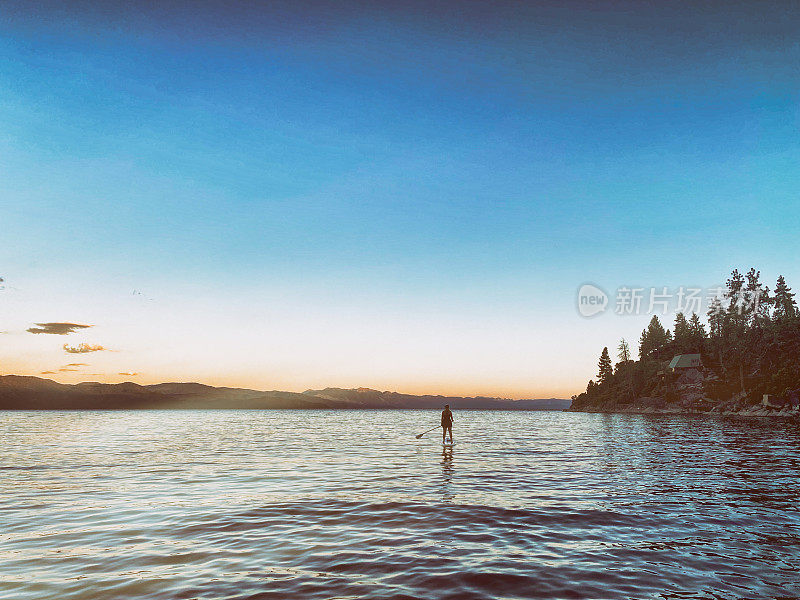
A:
[415,426,439,439]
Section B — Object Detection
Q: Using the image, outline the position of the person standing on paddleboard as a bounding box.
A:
[441,405,453,443]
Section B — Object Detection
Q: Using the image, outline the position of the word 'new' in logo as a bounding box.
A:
[577,283,608,317]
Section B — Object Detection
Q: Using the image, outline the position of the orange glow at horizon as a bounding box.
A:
[4,363,578,400]
[0,273,649,402]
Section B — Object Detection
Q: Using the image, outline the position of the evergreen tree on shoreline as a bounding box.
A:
[597,347,613,385]
[744,268,771,325]
[617,338,631,363]
[688,313,707,352]
[638,315,669,359]
[773,275,797,320]
[673,312,690,353]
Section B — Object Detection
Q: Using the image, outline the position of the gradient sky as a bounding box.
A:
[1,1,799,397]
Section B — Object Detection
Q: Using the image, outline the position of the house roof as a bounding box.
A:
[668,354,702,369]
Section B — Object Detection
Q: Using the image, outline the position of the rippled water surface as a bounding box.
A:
[1,410,799,599]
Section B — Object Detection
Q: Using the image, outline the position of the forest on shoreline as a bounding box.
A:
[571,268,800,413]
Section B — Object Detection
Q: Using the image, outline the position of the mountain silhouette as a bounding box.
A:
[0,376,569,410]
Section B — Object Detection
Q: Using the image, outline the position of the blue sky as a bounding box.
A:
[1,2,799,396]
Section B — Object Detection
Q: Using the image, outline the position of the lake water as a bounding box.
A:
[1,410,799,599]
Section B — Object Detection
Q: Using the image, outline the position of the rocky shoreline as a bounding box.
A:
[572,358,800,419]
[569,402,800,418]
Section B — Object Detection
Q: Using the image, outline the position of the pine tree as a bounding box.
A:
[773,275,797,320]
[687,313,707,352]
[725,269,745,312]
[744,268,771,324]
[597,347,613,385]
[638,315,669,359]
[638,329,648,360]
[707,298,724,337]
[688,313,705,335]
[673,312,689,341]
[721,268,757,393]
[617,338,631,363]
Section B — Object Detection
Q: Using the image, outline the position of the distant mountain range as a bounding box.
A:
[0,375,571,410]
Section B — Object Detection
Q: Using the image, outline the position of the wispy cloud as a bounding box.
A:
[119,372,139,376]
[58,362,91,372]
[27,322,92,335]
[63,343,105,354]
[40,370,56,375]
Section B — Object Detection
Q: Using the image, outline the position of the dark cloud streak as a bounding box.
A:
[27,322,92,335]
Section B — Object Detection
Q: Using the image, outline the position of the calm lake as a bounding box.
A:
[1,410,799,599]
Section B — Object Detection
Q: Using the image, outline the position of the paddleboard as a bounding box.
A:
[442,439,455,447]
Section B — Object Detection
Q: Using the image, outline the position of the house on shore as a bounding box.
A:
[668,354,702,372]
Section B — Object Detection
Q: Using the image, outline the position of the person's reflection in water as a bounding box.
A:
[440,447,455,503]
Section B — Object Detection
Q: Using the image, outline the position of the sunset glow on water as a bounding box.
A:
[2,410,799,599]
